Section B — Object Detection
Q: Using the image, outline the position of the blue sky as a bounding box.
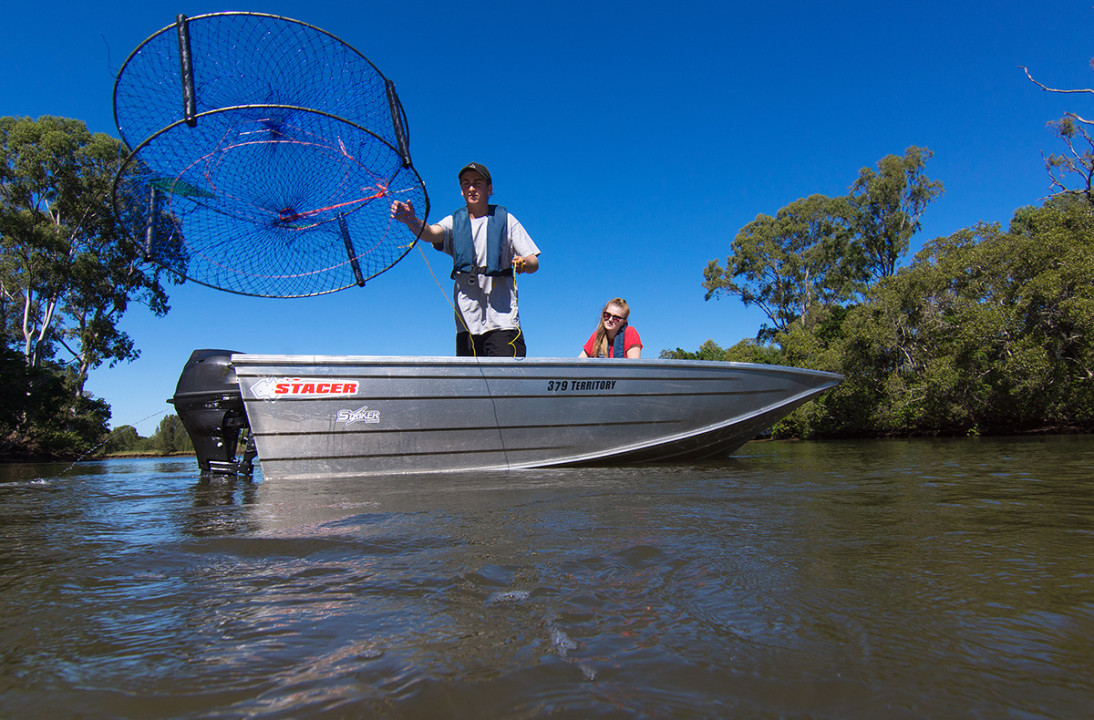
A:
[3,1,1090,433]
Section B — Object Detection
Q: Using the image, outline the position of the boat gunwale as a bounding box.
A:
[229,353,844,382]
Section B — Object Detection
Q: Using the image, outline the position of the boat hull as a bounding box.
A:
[231,355,841,480]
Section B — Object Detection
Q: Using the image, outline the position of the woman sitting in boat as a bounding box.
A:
[579,298,643,358]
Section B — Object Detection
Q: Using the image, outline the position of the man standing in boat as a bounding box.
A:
[391,162,540,357]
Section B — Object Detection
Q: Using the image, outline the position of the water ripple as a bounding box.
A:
[2,439,1093,718]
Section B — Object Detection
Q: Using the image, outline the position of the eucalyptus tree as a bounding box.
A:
[0,115,174,398]
[704,148,942,341]
[703,193,855,339]
[848,146,944,281]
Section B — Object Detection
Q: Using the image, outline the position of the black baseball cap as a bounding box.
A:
[458,162,491,183]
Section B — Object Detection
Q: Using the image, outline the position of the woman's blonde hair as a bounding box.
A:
[591,298,630,358]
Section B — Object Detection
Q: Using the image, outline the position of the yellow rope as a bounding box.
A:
[416,242,477,357]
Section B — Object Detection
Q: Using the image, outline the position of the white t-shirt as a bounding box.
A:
[437,211,540,335]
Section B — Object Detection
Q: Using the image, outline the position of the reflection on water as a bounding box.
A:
[1,438,1093,718]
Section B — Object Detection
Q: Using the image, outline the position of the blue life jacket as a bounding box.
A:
[450,205,512,279]
[613,323,628,358]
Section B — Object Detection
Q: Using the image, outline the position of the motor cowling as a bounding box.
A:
[169,349,255,477]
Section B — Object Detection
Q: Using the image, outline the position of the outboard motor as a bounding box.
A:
[169,349,256,477]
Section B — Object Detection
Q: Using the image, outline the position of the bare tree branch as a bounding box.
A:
[1065,112,1094,127]
[1023,64,1094,203]
[1021,66,1094,97]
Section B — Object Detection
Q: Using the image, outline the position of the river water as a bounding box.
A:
[1,436,1092,718]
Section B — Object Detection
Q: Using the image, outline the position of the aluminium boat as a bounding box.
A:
[170,349,842,480]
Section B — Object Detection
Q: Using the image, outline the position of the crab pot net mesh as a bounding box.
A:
[112,12,427,297]
[112,12,407,153]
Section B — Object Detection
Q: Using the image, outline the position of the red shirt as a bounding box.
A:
[583,326,642,357]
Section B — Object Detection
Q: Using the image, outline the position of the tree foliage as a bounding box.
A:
[835,197,1094,434]
[1,116,178,458]
[103,414,194,455]
[703,194,855,339]
[0,349,111,458]
[704,147,942,340]
[106,425,143,453]
[0,116,173,395]
[699,197,1094,439]
[848,146,944,280]
[153,414,193,454]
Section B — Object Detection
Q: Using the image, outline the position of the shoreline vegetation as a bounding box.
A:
[660,151,1094,442]
[6,106,1094,459]
[1,450,196,464]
